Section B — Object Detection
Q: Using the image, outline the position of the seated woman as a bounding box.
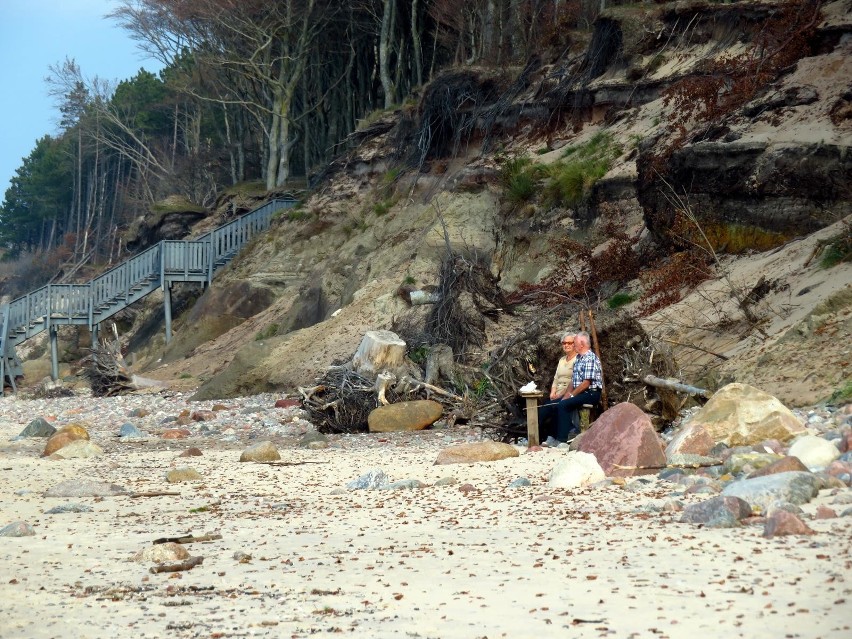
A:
[537,332,578,445]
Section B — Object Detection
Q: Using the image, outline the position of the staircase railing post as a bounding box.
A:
[160,242,172,343]
[47,285,59,381]
[1,304,8,393]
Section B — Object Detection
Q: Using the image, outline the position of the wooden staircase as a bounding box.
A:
[1,196,296,391]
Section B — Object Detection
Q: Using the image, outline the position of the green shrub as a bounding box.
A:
[255,323,280,341]
[374,199,393,216]
[543,132,622,207]
[500,156,546,204]
[820,233,852,269]
[607,292,637,309]
[827,379,852,404]
[409,345,429,364]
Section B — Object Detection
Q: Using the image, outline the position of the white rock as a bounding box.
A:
[788,435,841,471]
[547,451,606,489]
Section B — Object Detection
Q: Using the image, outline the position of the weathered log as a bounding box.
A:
[149,555,204,573]
[643,375,713,399]
[153,533,222,545]
[399,375,463,401]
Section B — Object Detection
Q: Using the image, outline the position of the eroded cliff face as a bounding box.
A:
[113,0,852,407]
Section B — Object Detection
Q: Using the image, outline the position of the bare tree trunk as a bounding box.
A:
[410,0,423,87]
[380,0,397,108]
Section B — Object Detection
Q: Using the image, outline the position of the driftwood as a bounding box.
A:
[399,375,464,401]
[612,460,722,471]
[153,533,222,545]
[375,372,395,405]
[129,491,182,498]
[643,375,713,399]
[149,556,204,574]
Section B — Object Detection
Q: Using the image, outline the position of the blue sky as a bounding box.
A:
[0,0,163,194]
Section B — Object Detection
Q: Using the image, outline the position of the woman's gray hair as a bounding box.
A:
[561,331,575,343]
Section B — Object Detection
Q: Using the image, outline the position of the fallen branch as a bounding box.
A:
[399,375,464,401]
[128,491,182,498]
[612,460,722,471]
[260,461,330,466]
[660,338,729,360]
[153,533,222,545]
[149,556,204,574]
[643,375,713,399]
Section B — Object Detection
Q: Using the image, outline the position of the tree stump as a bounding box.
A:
[352,330,407,378]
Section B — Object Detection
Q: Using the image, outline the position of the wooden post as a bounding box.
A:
[587,310,608,410]
[50,326,59,381]
[521,391,544,447]
[91,323,99,349]
[164,282,172,344]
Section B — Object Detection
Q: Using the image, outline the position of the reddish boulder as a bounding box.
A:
[191,410,216,422]
[275,399,300,409]
[162,428,191,439]
[665,422,714,458]
[763,510,815,537]
[815,506,837,519]
[747,455,809,479]
[576,402,665,477]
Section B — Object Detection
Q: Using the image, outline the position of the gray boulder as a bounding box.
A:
[44,479,126,498]
[16,417,56,439]
[721,471,821,514]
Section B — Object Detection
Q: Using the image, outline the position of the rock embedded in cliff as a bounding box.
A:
[368,400,443,432]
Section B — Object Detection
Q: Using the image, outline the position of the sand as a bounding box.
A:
[0,396,849,639]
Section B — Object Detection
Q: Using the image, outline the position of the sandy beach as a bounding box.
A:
[0,392,849,639]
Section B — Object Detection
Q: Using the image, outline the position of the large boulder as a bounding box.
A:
[681,496,753,528]
[666,422,715,458]
[576,402,665,477]
[721,471,821,514]
[747,455,810,479]
[681,383,805,447]
[50,440,103,459]
[42,426,90,457]
[368,400,443,432]
[239,441,281,463]
[547,452,606,489]
[434,441,519,465]
[787,435,841,471]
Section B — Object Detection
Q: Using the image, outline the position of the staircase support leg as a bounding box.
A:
[91,323,99,348]
[164,282,173,344]
[1,356,4,396]
[50,327,59,381]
